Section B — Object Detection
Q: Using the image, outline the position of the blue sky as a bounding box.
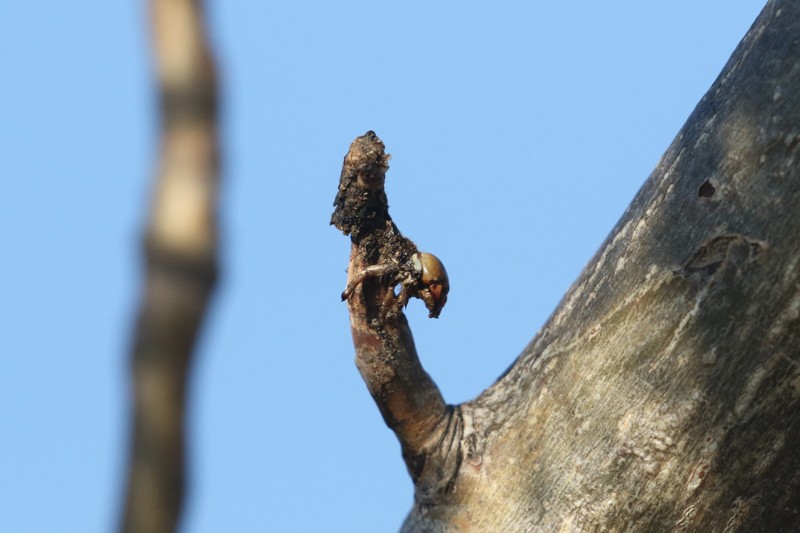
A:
[0,2,766,532]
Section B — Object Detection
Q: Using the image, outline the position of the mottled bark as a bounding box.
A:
[121,1,220,532]
[336,1,800,531]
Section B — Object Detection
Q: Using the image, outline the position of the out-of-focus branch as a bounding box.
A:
[332,133,458,489]
[121,1,220,532]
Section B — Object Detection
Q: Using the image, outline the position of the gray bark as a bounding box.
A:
[376,1,800,530]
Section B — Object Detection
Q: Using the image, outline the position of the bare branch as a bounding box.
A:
[121,1,220,532]
[332,132,457,483]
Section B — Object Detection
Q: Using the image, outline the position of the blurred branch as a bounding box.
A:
[121,1,220,532]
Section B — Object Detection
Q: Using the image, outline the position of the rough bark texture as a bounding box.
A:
[121,1,220,532]
[337,1,800,531]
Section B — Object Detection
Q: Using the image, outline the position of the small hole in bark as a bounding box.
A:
[698,180,715,198]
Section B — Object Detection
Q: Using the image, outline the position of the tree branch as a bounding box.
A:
[332,132,456,483]
[121,1,220,532]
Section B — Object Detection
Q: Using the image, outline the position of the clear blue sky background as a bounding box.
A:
[0,2,767,532]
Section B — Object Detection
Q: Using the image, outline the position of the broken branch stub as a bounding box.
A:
[331,131,457,483]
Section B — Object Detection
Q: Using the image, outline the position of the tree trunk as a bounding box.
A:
[335,1,800,531]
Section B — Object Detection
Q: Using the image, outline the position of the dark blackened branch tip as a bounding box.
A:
[345,130,391,188]
[330,131,392,237]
